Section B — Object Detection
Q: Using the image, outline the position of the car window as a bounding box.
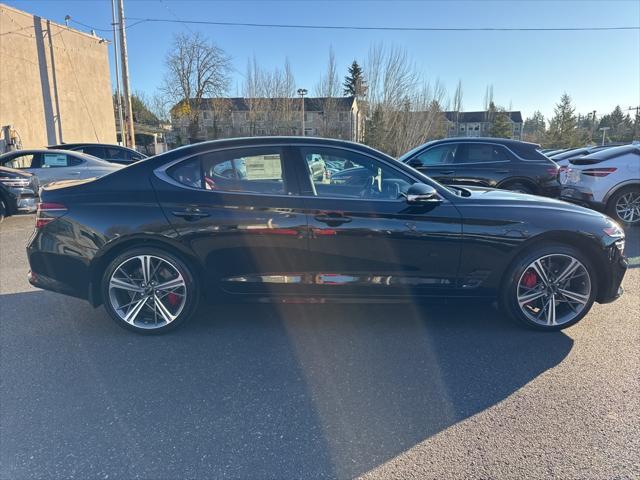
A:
[42,153,75,168]
[301,147,412,200]
[169,148,286,195]
[77,146,104,158]
[104,147,130,160]
[456,144,512,164]
[3,153,38,169]
[412,144,458,166]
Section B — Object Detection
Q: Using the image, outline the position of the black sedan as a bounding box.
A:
[399,138,560,196]
[0,166,38,221]
[27,137,627,334]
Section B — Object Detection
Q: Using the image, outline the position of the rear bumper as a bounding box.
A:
[560,186,605,211]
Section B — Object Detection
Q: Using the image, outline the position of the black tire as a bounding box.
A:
[0,199,6,223]
[499,244,597,331]
[606,185,640,226]
[503,182,534,194]
[101,247,199,334]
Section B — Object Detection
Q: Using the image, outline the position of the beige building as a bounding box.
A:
[0,3,116,152]
[170,97,365,147]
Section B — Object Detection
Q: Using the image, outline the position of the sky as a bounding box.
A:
[6,0,640,120]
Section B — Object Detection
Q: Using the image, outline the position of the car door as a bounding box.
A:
[35,152,87,185]
[151,145,310,295]
[296,145,463,297]
[405,143,459,185]
[451,143,514,188]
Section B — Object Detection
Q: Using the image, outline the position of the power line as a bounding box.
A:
[71,17,640,33]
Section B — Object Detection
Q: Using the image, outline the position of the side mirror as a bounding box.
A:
[405,183,440,204]
[407,158,423,168]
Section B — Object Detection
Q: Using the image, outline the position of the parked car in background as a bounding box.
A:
[554,145,623,183]
[0,149,122,187]
[27,137,626,334]
[561,145,640,225]
[399,138,560,196]
[544,148,570,157]
[0,166,39,221]
[47,143,147,165]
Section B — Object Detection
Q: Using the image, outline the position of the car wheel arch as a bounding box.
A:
[500,231,607,302]
[603,180,640,206]
[88,236,204,307]
[497,177,538,193]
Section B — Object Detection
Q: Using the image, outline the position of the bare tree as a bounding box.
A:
[161,31,232,142]
[243,56,297,136]
[363,43,447,156]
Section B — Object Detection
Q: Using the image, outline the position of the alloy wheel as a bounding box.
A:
[108,255,187,329]
[615,192,640,224]
[517,254,591,327]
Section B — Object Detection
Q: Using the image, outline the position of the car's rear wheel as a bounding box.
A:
[607,186,640,226]
[500,245,596,330]
[102,248,199,334]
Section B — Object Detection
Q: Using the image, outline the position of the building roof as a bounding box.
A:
[444,111,523,123]
[183,96,357,112]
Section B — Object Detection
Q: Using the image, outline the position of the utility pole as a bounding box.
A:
[628,106,639,140]
[117,0,135,148]
[111,0,124,145]
[589,110,596,143]
[599,126,610,146]
[297,88,307,136]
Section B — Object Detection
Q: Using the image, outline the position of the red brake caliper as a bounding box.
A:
[522,270,538,288]
[167,292,179,306]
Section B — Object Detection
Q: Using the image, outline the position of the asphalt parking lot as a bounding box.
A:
[1,214,639,479]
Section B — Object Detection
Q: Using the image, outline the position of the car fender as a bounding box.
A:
[602,179,640,205]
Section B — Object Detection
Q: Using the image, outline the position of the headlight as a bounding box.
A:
[603,221,625,239]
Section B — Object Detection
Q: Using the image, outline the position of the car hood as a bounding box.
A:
[458,185,607,218]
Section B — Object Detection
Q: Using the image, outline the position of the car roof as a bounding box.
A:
[159,136,394,160]
[581,144,640,160]
[550,148,590,160]
[47,143,143,154]
[0,148,110,164]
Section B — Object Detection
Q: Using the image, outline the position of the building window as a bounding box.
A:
[304,128,314,136]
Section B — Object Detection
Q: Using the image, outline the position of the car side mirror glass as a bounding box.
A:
[405,183,440,203]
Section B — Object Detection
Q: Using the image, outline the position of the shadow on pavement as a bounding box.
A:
[0,290,573,479]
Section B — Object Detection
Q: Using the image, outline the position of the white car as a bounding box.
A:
[561,145,640,225]
[0,149,122,187]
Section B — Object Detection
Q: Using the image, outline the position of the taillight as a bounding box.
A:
[547,167,559,176]
[581,167,617,177]
[35,202,67,229]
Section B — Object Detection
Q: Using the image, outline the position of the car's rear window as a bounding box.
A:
[508,143,550,161]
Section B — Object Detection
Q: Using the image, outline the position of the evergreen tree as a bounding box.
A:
[523,111,546,143]
[547,93,580,148]
[490,108,513,138]
[343,60,367,98]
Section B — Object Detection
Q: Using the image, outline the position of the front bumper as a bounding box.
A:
[16,195,37,212]
[596,241,627,304]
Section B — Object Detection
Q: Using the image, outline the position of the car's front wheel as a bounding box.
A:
[500,245,596,330]
[607,186,640,226]
[101,248,199,334]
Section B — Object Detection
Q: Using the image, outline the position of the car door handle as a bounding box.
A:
[440,170,455,175]
[171,208,210,220]
[69,171,81,175]
[495,170,509,174]
[314,214,352,225]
